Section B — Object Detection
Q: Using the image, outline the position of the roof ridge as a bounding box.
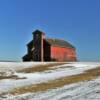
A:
[46,38,75,49]
[46,38,67,41]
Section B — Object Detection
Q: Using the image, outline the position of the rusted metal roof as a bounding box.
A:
[46,38,75,49]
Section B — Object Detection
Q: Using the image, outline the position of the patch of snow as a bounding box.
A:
[0,62,48,71]
[2,77,100,100]
[0,68,14,77]
[0,62,100,100]
[0,62,100,93]
[0,66,84,93]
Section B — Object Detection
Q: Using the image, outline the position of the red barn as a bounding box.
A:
[22,30,77,62]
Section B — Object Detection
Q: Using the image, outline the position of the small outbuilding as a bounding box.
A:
[22,30,77,62]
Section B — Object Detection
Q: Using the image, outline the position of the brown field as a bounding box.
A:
[9,66,100,95]
[0,75,26,80]
[18,62,67,73]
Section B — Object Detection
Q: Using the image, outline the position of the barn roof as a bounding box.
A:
[46,38,75,49]
[27,40,33,47]
[32,30,45,35]
[27,38,75,49]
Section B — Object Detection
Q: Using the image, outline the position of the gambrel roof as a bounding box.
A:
[46,38,75,48]
[27,38,75,49]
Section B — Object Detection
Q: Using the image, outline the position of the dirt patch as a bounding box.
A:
[9,66,100,95]
[0,75,26,80]
[18,62,67,73]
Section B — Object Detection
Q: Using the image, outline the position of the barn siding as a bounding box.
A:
[43,40,51,61]
[51,46,76,62]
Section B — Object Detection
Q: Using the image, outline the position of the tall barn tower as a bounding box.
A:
[33,30,45,61]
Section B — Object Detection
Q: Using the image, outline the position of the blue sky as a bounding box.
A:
[0,0,100,61]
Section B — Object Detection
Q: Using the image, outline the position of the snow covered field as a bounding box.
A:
[0,62,100,100]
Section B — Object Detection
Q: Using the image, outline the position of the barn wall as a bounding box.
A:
[43,40,51,61]
[51,46,77,62]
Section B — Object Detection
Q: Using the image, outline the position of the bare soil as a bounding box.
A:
[0,75,26,80]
